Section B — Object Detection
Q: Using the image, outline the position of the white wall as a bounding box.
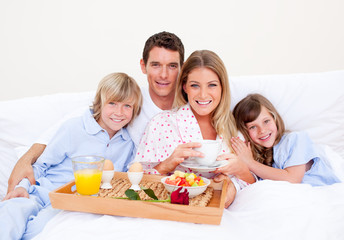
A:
[1,0,343,101]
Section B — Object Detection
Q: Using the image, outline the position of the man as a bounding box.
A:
[6,31,185,194]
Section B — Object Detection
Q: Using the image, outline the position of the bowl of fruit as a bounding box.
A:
[161,171,211,198]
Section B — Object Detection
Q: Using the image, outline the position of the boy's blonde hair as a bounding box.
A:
[233,93,285,166]
[173,50,237,150]
[92,73,142,125]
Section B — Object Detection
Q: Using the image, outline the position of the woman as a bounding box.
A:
[135,50,255,207]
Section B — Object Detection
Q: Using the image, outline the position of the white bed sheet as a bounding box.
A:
[34,180,344,240]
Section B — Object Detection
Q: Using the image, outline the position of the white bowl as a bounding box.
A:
[161,176,211,198]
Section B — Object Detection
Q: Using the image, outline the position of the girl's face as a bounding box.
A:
[245,106,277,148]
[97,100,134,138]
[183,67,222,119]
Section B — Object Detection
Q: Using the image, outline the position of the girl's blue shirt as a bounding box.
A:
[273,131,340,186]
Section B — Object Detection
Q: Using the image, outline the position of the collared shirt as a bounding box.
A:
[18,109,135,192]
[273,131,340,186]
[135,104,228,176]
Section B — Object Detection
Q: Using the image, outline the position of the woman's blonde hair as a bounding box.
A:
[233,93,285,166]
[92,72,142,125]
[173,50,237,150]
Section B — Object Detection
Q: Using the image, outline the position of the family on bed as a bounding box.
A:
[1,31,340,240]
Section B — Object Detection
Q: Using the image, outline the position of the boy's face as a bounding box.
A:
[97,100,133,138]
[140,46,180,103]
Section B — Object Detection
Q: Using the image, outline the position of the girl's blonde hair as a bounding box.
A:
[173,50,237,150]
[92,72,142,125]
[233,93,285,166]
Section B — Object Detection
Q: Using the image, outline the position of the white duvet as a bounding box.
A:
[34,146,344,240]
[34,180,344,240]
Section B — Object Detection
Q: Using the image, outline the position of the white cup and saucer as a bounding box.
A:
[180,139,229,172]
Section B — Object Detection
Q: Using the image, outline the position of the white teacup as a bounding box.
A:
[192,140,221,166]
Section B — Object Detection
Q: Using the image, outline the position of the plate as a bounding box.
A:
[180,160,229,172]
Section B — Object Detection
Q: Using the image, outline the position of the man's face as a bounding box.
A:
[140,46,181,100]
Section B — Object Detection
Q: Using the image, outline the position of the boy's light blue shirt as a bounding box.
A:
[273,131,340,186]
[18,108,135,192]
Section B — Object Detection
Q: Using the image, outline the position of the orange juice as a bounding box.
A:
[74,169,103,195]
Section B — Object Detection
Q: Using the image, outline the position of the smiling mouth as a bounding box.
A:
[196,100,212,105]
[156,81,170,86]
[111,118,123,123]
[259,133,271,141]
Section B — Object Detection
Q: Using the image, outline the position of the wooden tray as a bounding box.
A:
[49,172,227,225]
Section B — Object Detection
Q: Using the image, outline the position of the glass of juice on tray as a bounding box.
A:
[72,155,105,196]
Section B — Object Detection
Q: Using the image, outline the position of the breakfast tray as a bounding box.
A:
[49,172,228,225]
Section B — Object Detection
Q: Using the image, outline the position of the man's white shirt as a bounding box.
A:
[127,87,162,148]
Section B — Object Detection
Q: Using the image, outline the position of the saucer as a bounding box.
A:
[180,160,229,172]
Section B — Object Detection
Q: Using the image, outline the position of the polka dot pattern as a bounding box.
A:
[134,104,231,179]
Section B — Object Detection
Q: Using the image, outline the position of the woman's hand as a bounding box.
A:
[3,187,29,201]
[154,142,203,175]
[213,174,236,208]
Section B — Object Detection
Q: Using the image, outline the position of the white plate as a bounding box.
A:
[180,160,229,172]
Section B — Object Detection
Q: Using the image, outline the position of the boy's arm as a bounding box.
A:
[7,143,46,193]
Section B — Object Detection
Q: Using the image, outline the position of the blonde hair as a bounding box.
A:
[233,93,285,166]
[173,50,237,150]
[92,73,142,125]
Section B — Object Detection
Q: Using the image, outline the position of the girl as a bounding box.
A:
[135,50,256,208]
[232,93,340,186]
[1,72,142,239]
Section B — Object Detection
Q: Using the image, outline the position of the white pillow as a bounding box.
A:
[0,91,95,149]
[230,70,344,159]
[0,144,17,200]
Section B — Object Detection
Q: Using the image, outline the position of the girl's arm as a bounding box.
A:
[231,137,307,183]
[245,160,308,183]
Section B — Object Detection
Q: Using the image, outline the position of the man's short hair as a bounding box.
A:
[142,31,184,67]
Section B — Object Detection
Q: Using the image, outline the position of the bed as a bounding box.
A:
[1,70,343,240]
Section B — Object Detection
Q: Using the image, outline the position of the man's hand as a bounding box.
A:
[7,143,46,193]
[3,187,29,201]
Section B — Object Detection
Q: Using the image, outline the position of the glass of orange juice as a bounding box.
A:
[72,156,105,196]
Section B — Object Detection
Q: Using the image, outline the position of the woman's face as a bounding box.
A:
[183,67,222,119]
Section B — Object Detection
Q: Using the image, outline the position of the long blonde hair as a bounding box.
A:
[233,94,285,166]
[92,72,142,125]
[173,50,237,150]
